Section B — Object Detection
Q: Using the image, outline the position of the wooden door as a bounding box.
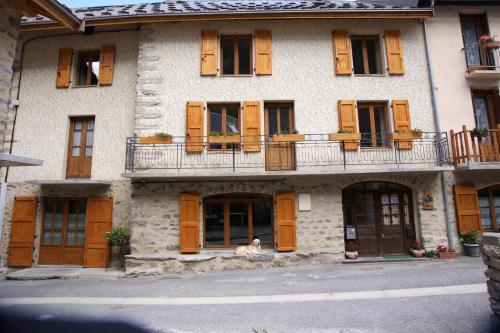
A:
[179,193,200,253]
[264,103,296,171]
[265,142,296,171]
[454,184,482,236]
[84,197,113,268]
[275,192,296,252]
[66,117,94,178]
[379,193,406,254]
[8,197,37,267]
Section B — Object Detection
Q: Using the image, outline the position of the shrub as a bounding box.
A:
[462,230,479,245]
[105,225,130,246]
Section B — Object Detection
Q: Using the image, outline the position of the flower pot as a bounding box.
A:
[463,243,480,257]
[139,136,173,144]
[438,251,457,259]
[208,135,241,144]
[345,251,359,260]
[387,132,423,141]
[481,41,500,49]
[410,249,425,258]
[109,245,131,270]
[272,134,305,142]
[328,133,362,141]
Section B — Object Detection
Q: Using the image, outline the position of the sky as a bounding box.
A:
[60,0,146,8]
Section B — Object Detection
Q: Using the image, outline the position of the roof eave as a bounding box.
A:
[28,0,81,30]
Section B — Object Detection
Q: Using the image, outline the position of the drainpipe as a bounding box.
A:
[422,19,454,250]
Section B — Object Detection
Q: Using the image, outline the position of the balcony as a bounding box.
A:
[450,125,500,169]
[465,44,500,81]
[124,132,451,180]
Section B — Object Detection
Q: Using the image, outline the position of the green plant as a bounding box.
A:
[472,127,488,137]
[155,132,173,139]
[411,241,424,250]
[345,241,358,252]
[462,230,480,245]
[105,225,130,246]
[412,128,423,135]
[292,128,299,134]
[424,250,435,258]
[337,129,354,134]
[209,131,224,136]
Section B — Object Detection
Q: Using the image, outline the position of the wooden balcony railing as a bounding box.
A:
[450,125,500,166]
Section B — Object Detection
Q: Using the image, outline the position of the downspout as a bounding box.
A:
[422,18,454,250]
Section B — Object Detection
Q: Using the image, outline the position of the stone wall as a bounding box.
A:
[480,232,500,330]
[0,0,20,149]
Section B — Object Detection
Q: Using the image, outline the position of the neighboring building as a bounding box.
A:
[426,1,500,244]
[1,0,472,274]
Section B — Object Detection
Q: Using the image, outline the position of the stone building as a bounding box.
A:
[2,0,496,274]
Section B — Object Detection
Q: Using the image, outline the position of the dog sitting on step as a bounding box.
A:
[235,238,264,255]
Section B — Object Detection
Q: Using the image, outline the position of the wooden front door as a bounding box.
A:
[39,198,87,265]
[264,103,296,171]
[343,182,415,257]
[66,117,94,178]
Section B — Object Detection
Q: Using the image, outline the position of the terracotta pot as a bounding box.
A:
[438,251,457,259]
[345,251,359,260]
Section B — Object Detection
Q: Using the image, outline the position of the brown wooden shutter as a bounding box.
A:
[179,193,200,253]
[392,99,412,149]
[453,184,482,236]
[255,30,272,75]
[84,197,113,268]
[201,31,218,76]
[186,101,204,152]
[338,100,359,151]
[276,192,297,252]
[385,31,405,75]
[333,31,352,75]
[56,48,73,88]
[7,197,37,267]
[243,101,261,152]
[99,45,115,85]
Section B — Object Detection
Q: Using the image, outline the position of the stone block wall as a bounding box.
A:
[480,233,500,330]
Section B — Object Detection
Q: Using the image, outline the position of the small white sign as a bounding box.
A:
[346,227,356,240]
[298,193,311,211]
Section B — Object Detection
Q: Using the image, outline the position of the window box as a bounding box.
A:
[208,135,241,144]
[387,131,423,141]
[437,251,457,259]
[328,133,361,141]
[139,136,173,144]
[480,41,500,49]
[272,134,305,142]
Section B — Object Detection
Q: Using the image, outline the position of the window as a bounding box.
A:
[478,186,500,231]
[207,104,240,150]
[357,103,388,147]
[76,50,100,86]
[472,91,496,131]
[460,14,490,68]
[220,35,252,75]
[351,36,382,75]
[204,194,273,248]
[67,117,94,178]
[265,103,294,136]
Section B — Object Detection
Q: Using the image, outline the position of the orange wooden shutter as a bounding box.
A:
[179,193,200,253]
[385,31,405,75]
[276,192,297,252]
[338,100,359,151]
[243,101,261,152]
[201,31,218,76]
[99,45,115,85]
[56,48,73,88]
[453,184,482,236]
[186,101,204,152]
[84,197,113,268]
[333,31,352,75]
[7,197,37,267]
[392,99,412,149]
[255,30,272,75]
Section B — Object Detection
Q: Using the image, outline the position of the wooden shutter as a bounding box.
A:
[7,197,37,267]
[56,48,73,88]
[338,100,359,151]
[179,193,200,253]
[276,192,297,252]
[385,31,405,75]
[392,99,412,149]
[99,45,115,85]
[255,31,272,75]
[333,31,352,75]
[243,101,261,152]
[84,197,113,268]
[186,102,204,152]
[201,31,218,76]
[453,184,482,236]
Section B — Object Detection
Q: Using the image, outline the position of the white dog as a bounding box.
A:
[235,238,264,255]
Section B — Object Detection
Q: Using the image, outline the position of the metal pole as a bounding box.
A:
[0,182,8,245]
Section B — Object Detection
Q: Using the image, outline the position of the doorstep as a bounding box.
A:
[342,256,432,264]
[4,265,124,281]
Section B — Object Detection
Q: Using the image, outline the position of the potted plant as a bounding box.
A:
[436,245,457,259]
[462,230,480,257]
[345,241,359,260]
[207,131,241,144]
[479,34,500,49]
[409,241,425,258]
[328,130,362,142]
[139,132,173,144]
[273,129,305,142]
[104,225,131,270]
[472,127,488,138]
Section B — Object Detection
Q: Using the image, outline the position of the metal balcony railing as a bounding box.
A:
[450,125,500,166]
[464,42,500,72]
[125,132,450,174]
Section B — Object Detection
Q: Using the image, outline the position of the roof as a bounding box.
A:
[21,0,81,30]
[21,1,434,30]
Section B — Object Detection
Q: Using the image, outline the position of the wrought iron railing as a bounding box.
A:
[125,132,450,173]
[450,125,500,166]
[464,42,500,72]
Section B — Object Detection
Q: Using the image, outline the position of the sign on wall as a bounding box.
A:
[423,188,434,210]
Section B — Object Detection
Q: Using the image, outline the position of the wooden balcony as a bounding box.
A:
[450,125,500,168]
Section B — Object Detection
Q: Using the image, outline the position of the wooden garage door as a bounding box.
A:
[84,197,113,268]
[8,197,37,267]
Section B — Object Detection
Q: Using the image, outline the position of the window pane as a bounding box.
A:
[205,203,225,246]
[75,121,83,130]
[252,203,272,245]
[462,21,481,66]
[473,96,492,130]
[87,120,94,131]
[479,194,492,230]
[72,147,80,157]
[90,52,100,85]
[226,107,239,134]
[358,106,371,146]
[77,53,90,86]
[267,107,278,136]
[86,130,94,147]
[374,106,387,146]
[221,39,235,75]
[209,107,223,134]
[85,147,93,157]
[351,38,365,74]
[238,38,251,75]
[279,107,290,134]
[366,38,380,74]
[73,130,81,146]
[230,203,248,245]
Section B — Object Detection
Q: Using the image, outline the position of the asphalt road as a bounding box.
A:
[0,257,493,333]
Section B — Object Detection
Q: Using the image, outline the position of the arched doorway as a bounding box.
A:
[342,182,416,256]
[478,185,500,232]
[203,193,274,248]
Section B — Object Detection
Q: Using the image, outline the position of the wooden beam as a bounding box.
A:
[29,0,80,30]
